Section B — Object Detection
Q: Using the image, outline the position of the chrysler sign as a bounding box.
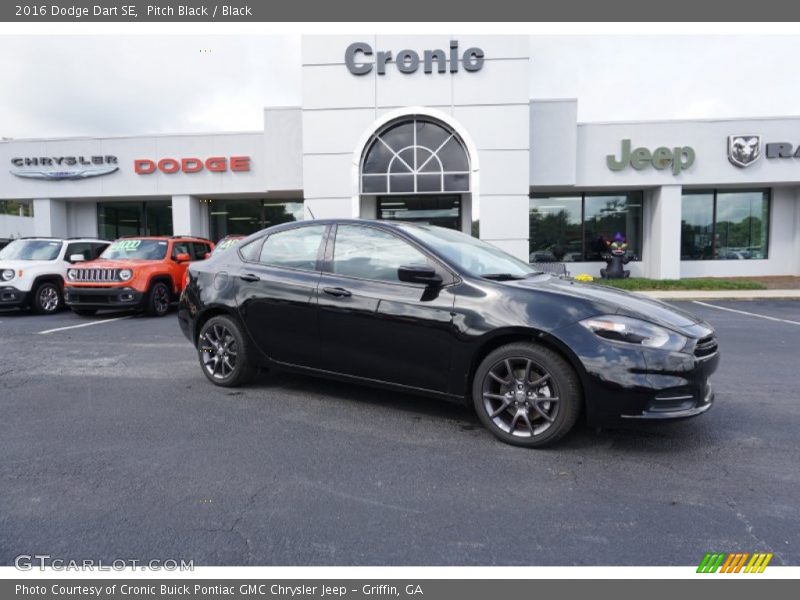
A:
[10,155,118,180]
[345,40,484,75]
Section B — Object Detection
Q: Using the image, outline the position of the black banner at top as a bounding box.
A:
[3,0,800,22]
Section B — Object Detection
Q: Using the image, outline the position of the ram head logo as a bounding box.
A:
[728,135,761,168]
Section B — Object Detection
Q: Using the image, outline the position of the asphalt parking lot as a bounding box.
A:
[1,300,798,566]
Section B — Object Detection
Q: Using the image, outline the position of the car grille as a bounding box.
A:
[694,334,718,359]
[71,268,122,283]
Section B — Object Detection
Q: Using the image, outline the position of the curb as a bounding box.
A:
[637,290,800,301]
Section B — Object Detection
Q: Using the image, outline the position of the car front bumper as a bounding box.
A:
[551,322,720,425]
[0,286,30,308]
[64,286,144,309]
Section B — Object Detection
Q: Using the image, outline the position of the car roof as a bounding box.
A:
[16,237,111,243]
[268,218,423,230]
[116,235,212,242]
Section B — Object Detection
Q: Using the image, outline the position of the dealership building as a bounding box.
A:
[1,35,799,279]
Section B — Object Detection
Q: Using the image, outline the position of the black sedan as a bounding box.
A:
[178,220,719,448]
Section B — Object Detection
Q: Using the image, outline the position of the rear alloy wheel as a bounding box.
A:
[32,282,62,315]
[198,315,257,387]
[145,282,171,317]
[473,343,581,448]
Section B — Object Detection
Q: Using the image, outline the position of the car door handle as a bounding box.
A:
[322,286,352,298]
[239,273,260,282]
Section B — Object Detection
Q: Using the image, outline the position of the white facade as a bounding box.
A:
[1,34,799,278]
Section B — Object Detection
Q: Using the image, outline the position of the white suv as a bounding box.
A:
[0,237,111,314]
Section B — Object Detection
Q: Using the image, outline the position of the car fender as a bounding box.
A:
[145,273,176,295]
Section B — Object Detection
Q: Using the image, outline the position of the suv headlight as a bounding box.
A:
[67,269,77,281]
[579,315,688,352]
[1,269,14,282]
[119,269,133,281]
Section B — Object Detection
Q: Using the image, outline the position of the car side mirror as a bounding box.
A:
[175,253,191,263]
[398,264,443,286]
[69,254,86,263]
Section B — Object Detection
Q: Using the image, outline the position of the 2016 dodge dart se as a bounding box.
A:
[178,220,719,447]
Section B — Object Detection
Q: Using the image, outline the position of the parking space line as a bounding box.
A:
[38,316,133,335]
[692,301,800,326]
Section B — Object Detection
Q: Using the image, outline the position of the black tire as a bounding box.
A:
[31,281,63,315]
[197,315,257,387]
[145,281,171,317]
[72,309,98,317]
[472,342,581,448]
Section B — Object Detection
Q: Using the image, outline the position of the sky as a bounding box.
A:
[1,34,800,139]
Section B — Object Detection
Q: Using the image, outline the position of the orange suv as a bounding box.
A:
[64,236,214,317]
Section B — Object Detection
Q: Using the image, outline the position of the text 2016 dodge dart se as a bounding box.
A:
[178,220,719,447]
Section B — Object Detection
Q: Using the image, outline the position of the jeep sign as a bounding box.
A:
[606,139,695,175]
[345,40,484,75]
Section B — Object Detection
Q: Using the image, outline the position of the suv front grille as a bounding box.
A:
[71,268,122,283]
[694,334,718,359]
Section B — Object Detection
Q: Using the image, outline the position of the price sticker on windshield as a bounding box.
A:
[109,240,142,251]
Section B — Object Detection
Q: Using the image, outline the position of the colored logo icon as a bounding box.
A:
[697,552,773,573]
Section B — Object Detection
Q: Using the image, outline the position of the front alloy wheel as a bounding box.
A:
[146,282,171,317]
[32,282,62,314]
[197,315,257,387]
[473,343,580,448]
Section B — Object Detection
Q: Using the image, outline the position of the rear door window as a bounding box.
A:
[191,242,211,260]
[258,225,326,271]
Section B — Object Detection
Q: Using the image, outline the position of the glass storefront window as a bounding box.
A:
[0,200,33,217]
[377,195,461,230]
[528,195,582,262]
[681,192,715,260]
[207,199,303,242]
[583,193,643,262]
[680,190,769,260]
[529,192,643,262]
[98,201,172,240]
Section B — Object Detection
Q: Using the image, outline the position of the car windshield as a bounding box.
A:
[398,224,537,279]
[100,239,168,260]
[0,239,63,261]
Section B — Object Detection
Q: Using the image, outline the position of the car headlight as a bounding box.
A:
[579,315,688,352]
[67,269,77,281]
[119,269,133,281]
[1,269,14,282]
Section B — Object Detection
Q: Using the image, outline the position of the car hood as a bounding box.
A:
[0,259,58,271]
[501,274,712,336]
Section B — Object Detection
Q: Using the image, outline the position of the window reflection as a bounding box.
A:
[529,192,643,262]
[680,190,769,260]
[207,199,303,242]
[98,201,172,240]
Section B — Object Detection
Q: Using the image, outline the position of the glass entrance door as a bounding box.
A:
[377,195,462,230]
[98,201,173,240]
[207,199,304,241]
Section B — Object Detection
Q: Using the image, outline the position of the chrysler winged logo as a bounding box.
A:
[728,135,761,168]
[10,155,119,180]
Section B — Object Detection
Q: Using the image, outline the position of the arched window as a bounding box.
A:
[360,117,470,195]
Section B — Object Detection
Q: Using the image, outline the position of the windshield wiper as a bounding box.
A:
[481,273,526,281]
